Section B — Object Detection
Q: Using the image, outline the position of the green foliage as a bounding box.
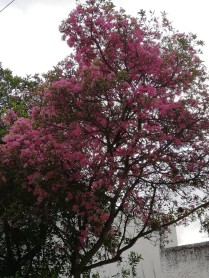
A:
[121,268,130,278]
[128,251,143,277]
[83,271,91,278]
[116,251,142,278]
[92,273,100,278]
[0,64,39,115]
[0,63,42,142]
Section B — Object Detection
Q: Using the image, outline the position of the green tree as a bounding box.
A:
[0,63,42,141]
[0,64,49,277]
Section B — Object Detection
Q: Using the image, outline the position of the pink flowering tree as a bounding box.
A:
[1,0,209,277]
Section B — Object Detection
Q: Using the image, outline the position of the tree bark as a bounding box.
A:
[73,273,81,278]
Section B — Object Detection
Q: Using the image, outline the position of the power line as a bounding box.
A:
[0,0,15,13]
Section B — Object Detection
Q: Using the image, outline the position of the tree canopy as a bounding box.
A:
[1,0,209,277]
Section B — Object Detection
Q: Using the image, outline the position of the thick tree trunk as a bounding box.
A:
[73,273,81,278]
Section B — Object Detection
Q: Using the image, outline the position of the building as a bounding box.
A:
[92,226,178,278]
[161,241,209,278]
[90,226,209,278]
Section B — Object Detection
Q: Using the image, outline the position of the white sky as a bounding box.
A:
[0,0,209,245]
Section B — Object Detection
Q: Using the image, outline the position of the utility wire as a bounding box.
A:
[0,0,15,13]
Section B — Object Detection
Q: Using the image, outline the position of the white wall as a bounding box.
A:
[92,226,177,278]
[161,241,209,278]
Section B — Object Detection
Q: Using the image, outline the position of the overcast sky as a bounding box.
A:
[0,0,209,245]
